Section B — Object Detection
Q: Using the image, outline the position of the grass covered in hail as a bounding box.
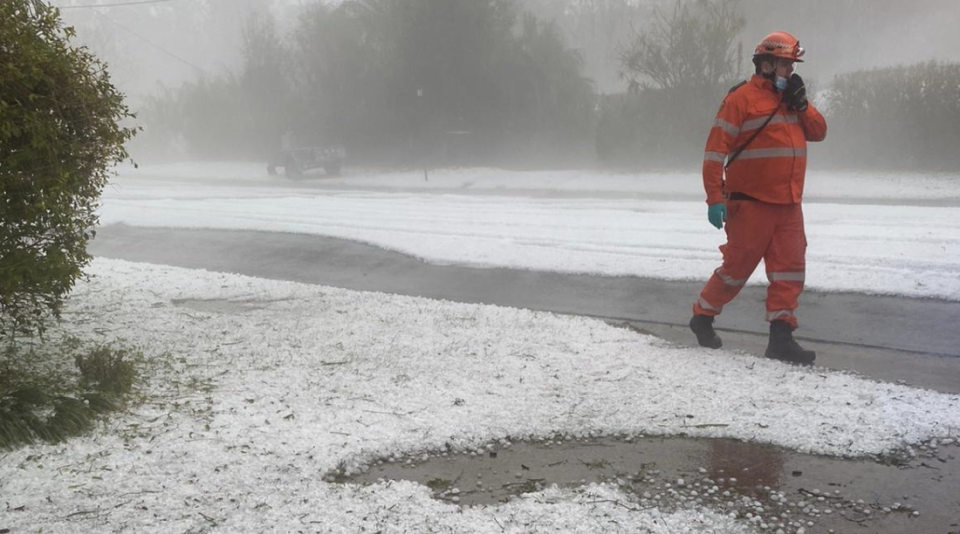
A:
[1,338,139,450]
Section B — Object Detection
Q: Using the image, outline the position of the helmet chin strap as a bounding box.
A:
[761,67,779,90]
[758,58,782,91]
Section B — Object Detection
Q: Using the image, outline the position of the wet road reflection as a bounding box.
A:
[707,439,784,498]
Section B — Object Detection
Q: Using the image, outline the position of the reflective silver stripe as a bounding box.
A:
[715,268,747,287]
[736,147,807,160]
[698,297,722,313]
[704,151,726,163]
[767,310,796,321]
[714,118,740,137]
[768,272,805,282]
[742,114,799,132]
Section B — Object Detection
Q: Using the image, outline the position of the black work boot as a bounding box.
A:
[765,321,816,365]
[689,314,722,349]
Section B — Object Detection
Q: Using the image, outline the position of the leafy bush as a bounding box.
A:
[0,1,137,338]
[76,345,137,396]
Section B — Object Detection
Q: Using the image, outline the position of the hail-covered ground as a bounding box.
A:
[1,163,958,533]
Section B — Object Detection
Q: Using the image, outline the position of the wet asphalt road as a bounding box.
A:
[90,224,960,394]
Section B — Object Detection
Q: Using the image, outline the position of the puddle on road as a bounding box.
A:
[344,435,960,534]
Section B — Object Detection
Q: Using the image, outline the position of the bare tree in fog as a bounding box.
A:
[595,0,744,169]
[519,0,660,94]
[618,0,744,92]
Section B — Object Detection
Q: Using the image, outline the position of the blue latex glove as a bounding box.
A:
[708,203,726,229]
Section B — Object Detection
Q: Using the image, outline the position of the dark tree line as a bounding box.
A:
[821,61,960,171]
[599,0,960,171]
[137,0,595,167]
[133,0,960,172]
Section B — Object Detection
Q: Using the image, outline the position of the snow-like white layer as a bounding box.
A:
[118,162,960,202]
[2,259,957,533]
[100,163,960,301]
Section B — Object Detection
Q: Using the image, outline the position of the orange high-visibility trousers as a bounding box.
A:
[693,200,806,328]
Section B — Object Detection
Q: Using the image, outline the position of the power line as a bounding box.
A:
[98,13,206,73]
[56,0,183,9]
[50,0,207,75]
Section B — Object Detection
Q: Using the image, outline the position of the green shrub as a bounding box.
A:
[0,1,137,339]
[76,345,138,396]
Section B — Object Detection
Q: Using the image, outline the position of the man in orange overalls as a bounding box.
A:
[689,31,827,365]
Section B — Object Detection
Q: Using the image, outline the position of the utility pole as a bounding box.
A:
[417,88,427,181]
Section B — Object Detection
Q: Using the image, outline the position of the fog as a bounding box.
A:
[740,0,960,87]
[52,0,960,168]
[56,0,273,102]
[58,0,960,99]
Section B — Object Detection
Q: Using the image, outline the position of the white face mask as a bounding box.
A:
[775,76,788,91]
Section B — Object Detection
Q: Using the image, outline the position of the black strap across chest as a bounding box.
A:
[724,103,780,170]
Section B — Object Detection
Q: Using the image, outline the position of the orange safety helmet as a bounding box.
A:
[753,31,805,62]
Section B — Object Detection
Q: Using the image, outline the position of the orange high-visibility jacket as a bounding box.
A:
[702,75,827,205]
